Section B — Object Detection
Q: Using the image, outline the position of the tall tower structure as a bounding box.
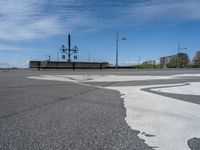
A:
[60,33,79,62]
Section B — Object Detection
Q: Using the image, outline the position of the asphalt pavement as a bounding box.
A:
[0,69,200,150]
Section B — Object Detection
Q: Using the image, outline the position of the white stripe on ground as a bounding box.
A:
[106,85,200,150]
[151,82,200,96]
[29,75,171,82]
[28,74,200,150]
[172,74,200,77]
[29,74,200,83]
[28,75,92,87]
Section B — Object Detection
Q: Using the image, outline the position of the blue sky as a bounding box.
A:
[0,0,200,67]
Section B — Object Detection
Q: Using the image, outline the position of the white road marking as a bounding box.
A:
[28,74,200,83]
[29,74,172,82]
[28,75,92,87]
[151,82,200,96]
[106,85,200,150]
[172,74,200,77]
[28,74,200,150]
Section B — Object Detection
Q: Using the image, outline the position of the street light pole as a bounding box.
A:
[116,31,119,69]
[177,42,187,68]
[116,31,126,69]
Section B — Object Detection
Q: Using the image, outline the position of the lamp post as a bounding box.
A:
[88,53,91,62]
[177,42,187,68]
[176,44,187,68]
[116,31,126,69]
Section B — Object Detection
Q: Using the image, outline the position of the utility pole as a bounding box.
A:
[177,42,187,68]
[88,53,91,62]
[116,31,119,69]
[178,42,180,53]
[57,52,59,61]
[139,56,141,65]
[116,31,126,69]
[177,42,180,68]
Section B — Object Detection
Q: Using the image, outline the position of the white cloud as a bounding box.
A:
[0,16,64,41]
[0,0,200,41]
[0,62,9,67]
[0,0,91,41]
[127,0,200,24]
[0,44,38,51]
[0,1,58,40]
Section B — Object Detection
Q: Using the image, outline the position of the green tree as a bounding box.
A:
[168,53,189,68]
[167,58,177,68]
[178,56,189,67]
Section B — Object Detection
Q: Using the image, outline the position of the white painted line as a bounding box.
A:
[29,75,172,82]
[28,75,93,87]
[151,82,200,96]
[106,85,200,150]
[172,74,200,77]
[29,74,200,83]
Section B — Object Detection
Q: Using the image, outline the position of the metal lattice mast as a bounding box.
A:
[60,33,79,62]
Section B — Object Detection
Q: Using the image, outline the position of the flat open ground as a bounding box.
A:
[1,69,200,150]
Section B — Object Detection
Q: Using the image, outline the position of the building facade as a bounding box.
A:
[193,51,200,65]
[177,53,189,67]
[160,53,189,67]
[160,55,176,66]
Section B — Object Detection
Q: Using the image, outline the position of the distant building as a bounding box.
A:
[177,53,189,67]
[29,61,109,70]
[193,51,200,65]
[160,55,176,65]
[160,53,189,67]
[143,60,156,65]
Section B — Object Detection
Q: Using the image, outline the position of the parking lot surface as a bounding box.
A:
[1,69,200,150]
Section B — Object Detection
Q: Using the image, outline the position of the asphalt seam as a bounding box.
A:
[0,80,120,120]
[0,83,76,89]
[0,87,98,120]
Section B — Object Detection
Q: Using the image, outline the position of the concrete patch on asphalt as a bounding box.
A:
[172,74,200,78]
[106,85,200,150]
[29,74,200,83]
[29,74,171,82]
[151,82,200,96]
[28,74,200,150]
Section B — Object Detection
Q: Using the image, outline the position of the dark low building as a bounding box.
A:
[29,61,109,70]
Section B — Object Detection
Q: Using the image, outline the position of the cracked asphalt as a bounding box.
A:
[0,69,200,150]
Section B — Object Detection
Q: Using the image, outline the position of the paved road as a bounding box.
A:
[0,69,200,150]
